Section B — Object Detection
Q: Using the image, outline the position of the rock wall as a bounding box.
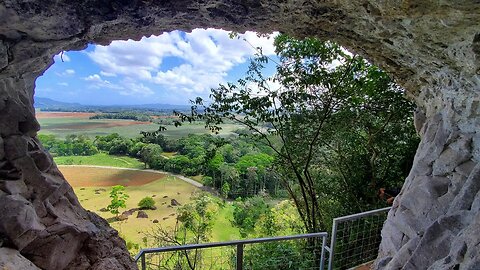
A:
[0,0,479,269]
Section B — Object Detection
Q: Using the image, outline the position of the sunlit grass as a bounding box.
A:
[54,153,144,169]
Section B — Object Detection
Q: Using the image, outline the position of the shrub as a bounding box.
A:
[138,196,156,210]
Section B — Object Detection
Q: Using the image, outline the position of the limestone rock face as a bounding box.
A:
[0,248,41,270]
[0,0,479,269]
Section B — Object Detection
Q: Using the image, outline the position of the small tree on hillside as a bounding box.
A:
[138,196,156,210]
[143,193,219,270]
[107,185,129,219]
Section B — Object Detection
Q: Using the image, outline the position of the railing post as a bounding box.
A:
[236,243,244,270]
[328,220,338,270]
[320,235,327,270]
[141,253,146,270]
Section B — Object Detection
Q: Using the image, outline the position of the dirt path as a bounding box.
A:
[58,165,204,188]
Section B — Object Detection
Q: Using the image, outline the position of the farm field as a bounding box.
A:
[59,165,240,253]
[37,111,241,139]
[54,153,144,169]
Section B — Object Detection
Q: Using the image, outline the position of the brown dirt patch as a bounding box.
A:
[60,167,166,187]
[36,112,97,119]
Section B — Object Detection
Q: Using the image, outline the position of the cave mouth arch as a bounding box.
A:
[1,1,480,269]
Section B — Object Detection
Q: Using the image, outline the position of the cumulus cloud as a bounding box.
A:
[120,81,154,96]
[100,71,117,77]
[88,29,277,96]
[84,74,153,96]
[56,69,75,77]
[84,74,123,90]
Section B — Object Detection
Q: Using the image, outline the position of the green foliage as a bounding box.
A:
[220,182,230,199]
[176,194,219,241]
[232,197,270,237]
[235,153,273,174]
[139,143,163,168]
[142,193,223,270]
[90,111,153,122]
[202,176,214,186]
[138,196,156,210]
[180,34,418,234]
[106,185,129,218]
[38,134,99,156]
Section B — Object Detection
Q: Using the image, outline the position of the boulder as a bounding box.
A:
[136,211,148,219]
[171,199,181,206]
[0,247,40,270]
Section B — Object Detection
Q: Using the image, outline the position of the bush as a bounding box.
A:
[138,197,156,210]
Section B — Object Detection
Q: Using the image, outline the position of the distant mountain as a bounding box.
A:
[35,97,84,108]
[34,97,191,112]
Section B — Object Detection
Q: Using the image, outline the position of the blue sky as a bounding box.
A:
[35,29,277,105]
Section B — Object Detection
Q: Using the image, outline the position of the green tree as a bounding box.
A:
[140,143,163,168]
[180,34,417,235]
[143,193,219,270]
[107,185,129,219]
[138,196,156,210]
[220,182,230,199]
[232,197,269,237]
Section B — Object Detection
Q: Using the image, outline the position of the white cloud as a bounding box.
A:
[120,81,154,96]
[58,82,69,86]
[88,29,277,96]
[84,74,102,82]
[100,71,117,77]
[84,74,153,96]
[53,52,71,62]
[56,69,75,77]
[84,74,123,90]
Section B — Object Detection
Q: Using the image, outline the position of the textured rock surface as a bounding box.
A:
[0,247,41,270]
[0,1,479,269]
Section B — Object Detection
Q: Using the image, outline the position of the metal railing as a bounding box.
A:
[135,232,328,270]
[328,207,391,270]
[134,207,391,270]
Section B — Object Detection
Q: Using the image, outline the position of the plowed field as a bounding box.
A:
[60,166,166,187]
[36,112,97,118]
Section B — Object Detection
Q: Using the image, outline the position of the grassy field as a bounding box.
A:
[54,153,144,169]
[37,112,241,139]
[59,165,240,255]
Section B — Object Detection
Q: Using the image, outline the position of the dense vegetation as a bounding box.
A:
[179,34,419,233]
[90,111,153,122]
[39,134,99,156]
[41,131,280,198]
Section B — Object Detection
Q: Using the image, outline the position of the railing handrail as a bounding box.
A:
[332,207,391,223]
[134,232,327,261]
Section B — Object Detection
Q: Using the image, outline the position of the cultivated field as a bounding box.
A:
[61,166,165,187]
[60,166,199,244]
[59,165,240,253]
[36,112,97,119]
[37,111,241,139]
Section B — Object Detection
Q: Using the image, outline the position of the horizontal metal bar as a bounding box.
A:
[332,207,391,223]
[135,232,328,261]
